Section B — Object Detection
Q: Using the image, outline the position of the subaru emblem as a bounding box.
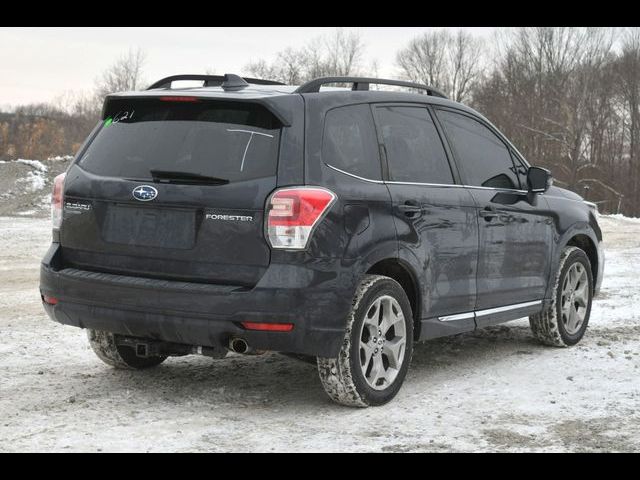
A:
[132,185,158,202]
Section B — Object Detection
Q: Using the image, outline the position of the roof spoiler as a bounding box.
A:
[294,76,448,98]
[147,74,286,91]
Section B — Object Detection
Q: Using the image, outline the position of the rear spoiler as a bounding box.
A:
[101,93,293,127]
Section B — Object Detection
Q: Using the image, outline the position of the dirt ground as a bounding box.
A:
[0,214,638,452]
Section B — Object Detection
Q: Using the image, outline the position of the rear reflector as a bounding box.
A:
[159,96,200,102]
[241,322,294,332]
[42,295,59,305]
[266,187,336,250]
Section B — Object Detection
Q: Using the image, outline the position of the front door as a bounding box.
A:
[434,108,553,325]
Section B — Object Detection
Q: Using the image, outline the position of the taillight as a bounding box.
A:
[266,187,336,250]
[51,173,66,229]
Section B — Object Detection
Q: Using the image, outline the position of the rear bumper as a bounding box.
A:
[39,243,355,357]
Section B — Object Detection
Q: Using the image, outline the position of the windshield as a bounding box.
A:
[78,99,281,182]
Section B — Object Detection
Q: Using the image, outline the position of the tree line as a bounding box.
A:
[0,49,146,161]
[2,28,640,215]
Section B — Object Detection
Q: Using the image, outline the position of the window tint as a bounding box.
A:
[78,99,281,182]
[322,104,381,180]
[376,106,453,184]
[437,109,519,189]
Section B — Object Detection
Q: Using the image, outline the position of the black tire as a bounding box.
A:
[530,246,593,347]
[317,274,414,407]
[87,330,167,369]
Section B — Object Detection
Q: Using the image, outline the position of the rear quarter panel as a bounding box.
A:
[302,93,398,286]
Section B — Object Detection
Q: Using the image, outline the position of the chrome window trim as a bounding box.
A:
[325,164,384,184]
[385,180,463,189]
[437,300,542,322]
[325,163,528,193]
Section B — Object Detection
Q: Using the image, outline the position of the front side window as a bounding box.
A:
[437,109,519,189]
[375,106,453,184]
[322,104,381,180]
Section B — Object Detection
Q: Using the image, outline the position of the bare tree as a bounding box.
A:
[275,47,306,84]
[94,48,147,101]
[448,31,484,102]
[243,28,369,85]
[396,30,450,92]
[324,28,365,77]
[244,59,281,82]
[396,29,484,102]
[53,90,100,119]
[616,28,640,214]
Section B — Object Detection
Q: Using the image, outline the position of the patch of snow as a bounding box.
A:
[15,159,48,172]
[17,170,46,193]
[37,194,51,209]
[47,155,74,162]
[601,213,640,224]
[16,210,37,216]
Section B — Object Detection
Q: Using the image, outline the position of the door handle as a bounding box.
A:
[398,201,423,218]
[479,206,498,221]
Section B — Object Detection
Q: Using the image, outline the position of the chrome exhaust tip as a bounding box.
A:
[229,337,250,354]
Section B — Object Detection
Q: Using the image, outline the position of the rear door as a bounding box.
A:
[373,104,479,337]
[434,107,553,322]
[61,97,284,286]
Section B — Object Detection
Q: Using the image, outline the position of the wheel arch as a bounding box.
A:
[565,233,599,291]
[365,258,421,339]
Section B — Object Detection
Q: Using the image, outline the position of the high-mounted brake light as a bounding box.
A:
[51,173,66,229]
[159,96,200,102]
[266,187,336,250]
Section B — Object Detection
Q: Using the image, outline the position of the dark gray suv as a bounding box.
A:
[40,74,604,407]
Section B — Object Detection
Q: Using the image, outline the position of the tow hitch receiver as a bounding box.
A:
[115,336,227,359]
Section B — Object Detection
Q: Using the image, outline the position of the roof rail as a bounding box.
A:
[147,74,286,90]
[294,76,448,98]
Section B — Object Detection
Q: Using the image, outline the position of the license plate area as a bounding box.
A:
[103,204,196,249]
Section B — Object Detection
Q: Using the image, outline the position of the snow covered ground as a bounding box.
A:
[0,215,638,452]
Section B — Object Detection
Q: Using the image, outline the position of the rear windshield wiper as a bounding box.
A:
[149,169,229,185]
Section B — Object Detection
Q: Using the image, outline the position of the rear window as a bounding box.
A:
[322,104,381,180]
[78,99,281,182]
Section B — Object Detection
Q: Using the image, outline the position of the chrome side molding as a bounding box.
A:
[438,300,542,322]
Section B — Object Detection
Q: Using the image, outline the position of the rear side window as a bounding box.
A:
[78,99,281,182]
[375,106,453,184]
[322,104,381,180]
[436,109,520,189]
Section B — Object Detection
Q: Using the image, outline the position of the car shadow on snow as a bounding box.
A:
[75,322,553,408]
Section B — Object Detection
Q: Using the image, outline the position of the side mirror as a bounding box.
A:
[527,166,552,194]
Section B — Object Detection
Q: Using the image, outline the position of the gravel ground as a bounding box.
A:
[0,157,71,217]
[0,215,638,452]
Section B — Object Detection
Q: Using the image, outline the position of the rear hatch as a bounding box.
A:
[60,96,283,287]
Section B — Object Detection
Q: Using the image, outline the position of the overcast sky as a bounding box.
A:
[0,27,497,108]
